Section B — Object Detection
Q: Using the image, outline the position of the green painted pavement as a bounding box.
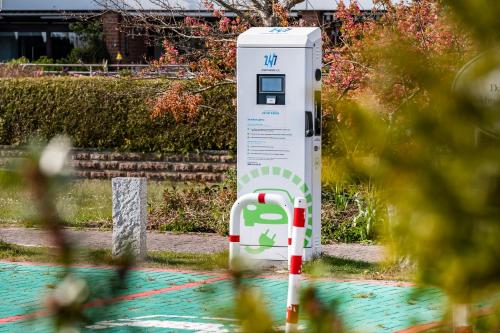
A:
[0,262,445,332]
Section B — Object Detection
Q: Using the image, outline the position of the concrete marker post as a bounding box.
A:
[112,177,147,259]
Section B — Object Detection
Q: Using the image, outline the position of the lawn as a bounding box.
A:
[0,240,229,271]
[0,179,175,229]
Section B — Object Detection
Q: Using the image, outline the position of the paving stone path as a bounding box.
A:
[0,262,443,333]
[0,227,385,263]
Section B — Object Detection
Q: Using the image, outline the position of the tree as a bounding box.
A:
[96,0,306,27]
[322,0,472,126]
[147,0,472,128]
[68,20,110,63]
[91,0,324,120]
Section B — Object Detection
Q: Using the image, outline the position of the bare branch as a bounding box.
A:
[283,0,305,12]
[192,79,236,93]
[210,0,259,25]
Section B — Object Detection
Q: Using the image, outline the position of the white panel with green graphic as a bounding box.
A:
[238,166,314,260]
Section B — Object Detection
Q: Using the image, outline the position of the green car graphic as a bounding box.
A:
[243,189,294,227]
[243,189,294,254]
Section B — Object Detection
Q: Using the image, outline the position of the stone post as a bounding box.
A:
[112,177,147,259]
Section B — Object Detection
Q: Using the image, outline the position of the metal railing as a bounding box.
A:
[0,62,189,77]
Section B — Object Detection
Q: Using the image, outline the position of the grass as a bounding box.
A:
[0,179,177,229]
[0,240,229,270]
[0,239,49,262]
[0,240,410,280]
[302,255,412,281]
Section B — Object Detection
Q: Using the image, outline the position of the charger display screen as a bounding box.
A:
[257,74,285,105]
[260,77,283,92]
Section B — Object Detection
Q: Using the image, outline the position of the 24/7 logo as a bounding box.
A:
[264,53,277,68]
[269,27,292,33]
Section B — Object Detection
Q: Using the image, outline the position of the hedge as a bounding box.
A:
[0,77,236,153]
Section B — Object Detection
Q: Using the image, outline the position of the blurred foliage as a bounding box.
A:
[322,0,475,158]
[474,301,500,333]
[233,286,275,333]
[0,137,135,331]
[301,286,345,333]
[326,0,500,307]
[0,77,236,153]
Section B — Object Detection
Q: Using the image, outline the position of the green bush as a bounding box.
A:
[149,169,237,234]
[321,183,384,243]
[149,169,382,243]
[7,57,30,64]
[0,77,236,152]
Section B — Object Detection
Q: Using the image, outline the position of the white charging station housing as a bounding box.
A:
[236,27,322,261]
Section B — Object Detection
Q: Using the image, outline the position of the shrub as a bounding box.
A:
[321,183,384,243]
[150,169,382,243]
[0,77,236,152]
[65,46,109,64]
[149,168,237,234]
[7,57,30,64]
[0,58,43,78]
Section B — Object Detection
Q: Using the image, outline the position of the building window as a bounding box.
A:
[0,32,18,61]
[0,32,46,61]
[50,32,85,60]
[0,31,85,62]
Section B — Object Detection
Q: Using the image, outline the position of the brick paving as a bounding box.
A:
[0,227,384,262]
[0,262,444,333]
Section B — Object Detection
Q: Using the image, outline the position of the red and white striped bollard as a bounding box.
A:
[286,197,306,333]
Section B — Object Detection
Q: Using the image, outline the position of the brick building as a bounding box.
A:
[0,0,379,63]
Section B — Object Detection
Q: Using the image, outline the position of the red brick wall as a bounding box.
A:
[101,12,148,63]
[102,12,121,63]
[300,11,322,26]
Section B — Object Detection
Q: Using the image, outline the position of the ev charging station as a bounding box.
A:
[236,27,322,261]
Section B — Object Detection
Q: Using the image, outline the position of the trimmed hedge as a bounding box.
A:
[0,78,236,153]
